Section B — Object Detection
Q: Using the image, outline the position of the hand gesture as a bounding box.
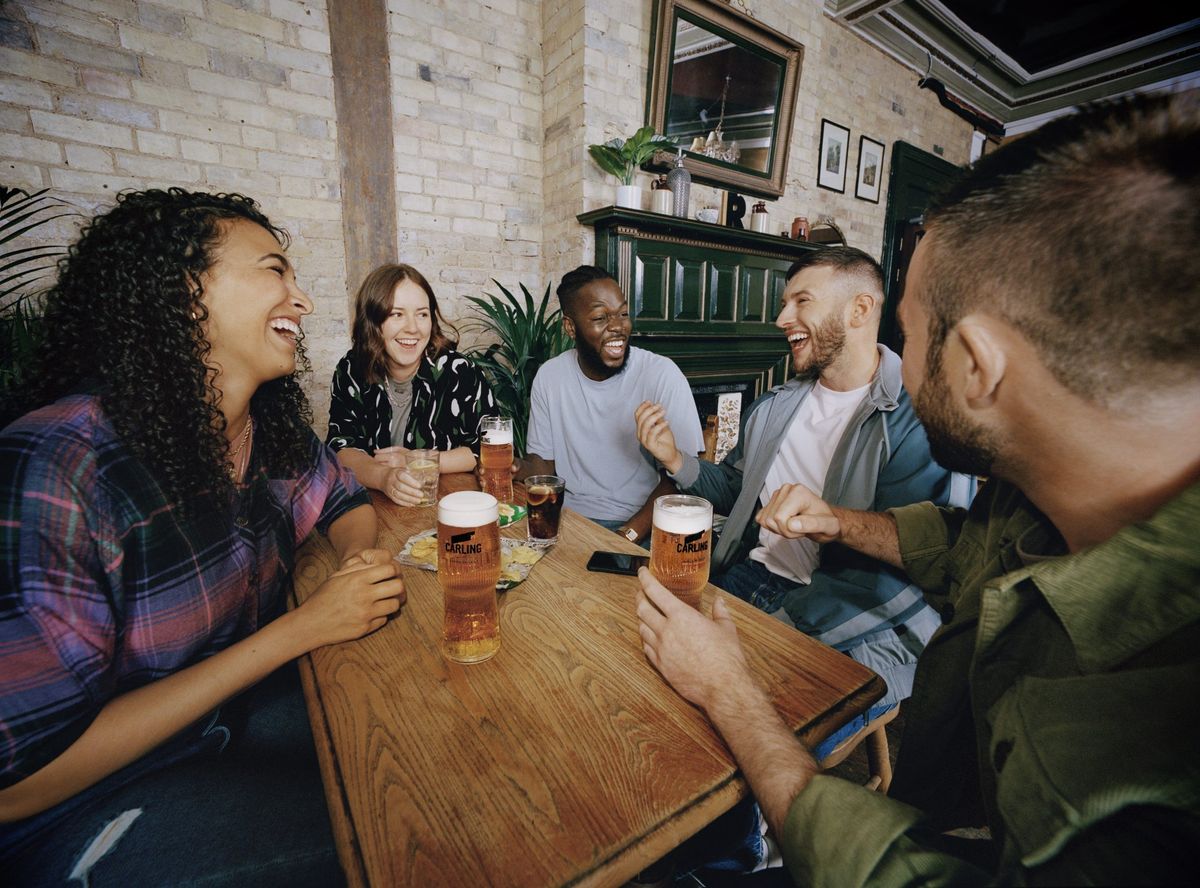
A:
[372,446,410,469]
[634,401,682,473]
[635,568,751,711]
[297,555,407,649]
[756,483,841,543]
[381,465,424,507]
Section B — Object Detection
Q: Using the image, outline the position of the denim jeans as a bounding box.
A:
[2,663,343,888]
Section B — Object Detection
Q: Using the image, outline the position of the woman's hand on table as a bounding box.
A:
[297,553,407,648]
[635,568,752,713]
[381,465,424,506]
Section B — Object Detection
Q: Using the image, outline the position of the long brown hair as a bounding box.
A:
[350,263,458,385]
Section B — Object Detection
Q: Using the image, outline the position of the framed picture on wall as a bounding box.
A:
[817,119,850,193]
[855,135,885,203]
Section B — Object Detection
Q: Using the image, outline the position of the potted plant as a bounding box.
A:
[1,186,72,427]
[588,125,672,210]
[462,280,572,458]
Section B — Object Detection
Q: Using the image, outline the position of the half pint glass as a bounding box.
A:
[479,416,514,503]
[650,494,713,609]
[437,490,501,663]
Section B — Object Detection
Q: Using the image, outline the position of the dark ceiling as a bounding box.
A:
[823,0,1200,131]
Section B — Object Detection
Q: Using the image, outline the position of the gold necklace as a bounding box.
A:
[228,417,253,479]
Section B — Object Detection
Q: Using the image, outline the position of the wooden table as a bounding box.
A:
[292,477,884,887]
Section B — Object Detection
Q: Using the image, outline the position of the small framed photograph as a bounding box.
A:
[817,119,850,193]
[855,135,885,203]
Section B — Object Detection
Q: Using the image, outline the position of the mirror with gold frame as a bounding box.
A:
[646,0,803,198]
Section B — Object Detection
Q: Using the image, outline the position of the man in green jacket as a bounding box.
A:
[636,92,1200,884]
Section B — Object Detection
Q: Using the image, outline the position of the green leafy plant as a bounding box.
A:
[1,186,73,427]
[462,280,572,457]
[587,125,672,186]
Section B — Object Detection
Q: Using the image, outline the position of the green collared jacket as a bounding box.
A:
[782,478,1200,885]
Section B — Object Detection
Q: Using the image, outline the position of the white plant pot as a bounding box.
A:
[615,185,642,209]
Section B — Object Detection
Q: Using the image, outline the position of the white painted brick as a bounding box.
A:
[219,144,258,169]
[0,76,56,110]
[158,110,242,144]
[204,166,279,196]
[219,99,297,133]
[400,193,433,212]
[133,82,222,117]
[119,24,208,66]
[140,0,202,15]
[188,70,266,103]
[258,151,324,177]
[80,68,132,99]
[395,173,423,193]
[181,138,220,163]
[66,144,115,172]
[276,196,340,221]
[23,3,118,44]
[187,20,266,59]
[115,152,201,182]
[265,87,334,118]
[269,0,326,28]
[297,26,330,54]
[140,57,189,88]
[30,110,132,149]
[0,132,64,164]
[266,43,331,77]
[0,160,46,190]
[289,70,333,99]
[49,167,138,195]
[242,126,278,150]
[279,175,313,198]
[59,94,157,129]
[207,0,286,43]
[136,130,179,157]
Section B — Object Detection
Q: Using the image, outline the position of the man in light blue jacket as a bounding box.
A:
[636,247,973,751]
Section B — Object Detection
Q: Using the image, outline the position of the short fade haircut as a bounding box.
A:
[784,246,885,297]
[556,264,616,316]
[920,92,1200,405]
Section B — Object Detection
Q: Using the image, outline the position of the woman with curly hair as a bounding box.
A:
[326,264,498,505]
[0,188,404,885]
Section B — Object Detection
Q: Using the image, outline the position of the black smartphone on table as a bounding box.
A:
[586,550,649,576]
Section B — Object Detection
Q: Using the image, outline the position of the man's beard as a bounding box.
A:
[576,337,627,380]
[793,312,847,381]
[913,364,998,476]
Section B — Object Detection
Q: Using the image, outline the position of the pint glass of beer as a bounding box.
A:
[479,416,514,503]
[437,490,501,663]
[650,494,713,609]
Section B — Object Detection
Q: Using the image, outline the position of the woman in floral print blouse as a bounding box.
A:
[326,264,498,505]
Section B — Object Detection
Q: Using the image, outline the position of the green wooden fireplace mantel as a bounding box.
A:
[578,206,820,401]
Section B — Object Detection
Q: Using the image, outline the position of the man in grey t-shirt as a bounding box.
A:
[518,266,704,543]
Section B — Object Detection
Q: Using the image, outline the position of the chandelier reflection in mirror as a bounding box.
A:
[688,75,741,164]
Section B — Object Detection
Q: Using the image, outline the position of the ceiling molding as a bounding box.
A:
[823,1,1200,131]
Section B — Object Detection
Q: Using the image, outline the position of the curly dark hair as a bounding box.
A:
[34,187,315,507]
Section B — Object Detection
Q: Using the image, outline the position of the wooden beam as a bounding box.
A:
[328,0,396,304]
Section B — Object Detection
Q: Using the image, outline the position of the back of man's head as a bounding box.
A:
[557,265,615,317]
[920,92,1200,407]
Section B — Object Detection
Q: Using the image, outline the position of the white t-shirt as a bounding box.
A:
[527,347,704,522]
[749,380,869,584]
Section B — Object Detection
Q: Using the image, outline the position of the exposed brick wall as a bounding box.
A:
[2,0,975,435]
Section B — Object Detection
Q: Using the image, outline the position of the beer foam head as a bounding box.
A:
[483,427,513,445]
[653,496,712,534]
[438,490,499,526]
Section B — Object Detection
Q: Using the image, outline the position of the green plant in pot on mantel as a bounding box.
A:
[588,125,671,211]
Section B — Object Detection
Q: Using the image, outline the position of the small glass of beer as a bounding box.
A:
[406,448,440,507]
[437,490,502,663]
[650,494,713,609]
[479,416,514,503]
[524,474,565,544]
